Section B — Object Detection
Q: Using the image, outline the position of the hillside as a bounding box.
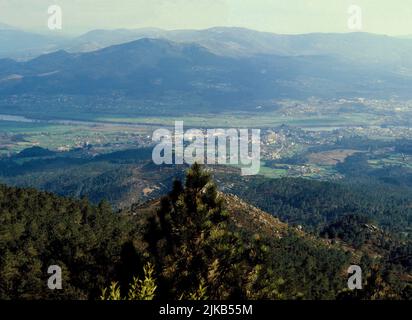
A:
[1,37,412,112]
[1,164,410,300]
[0,167,348,300]
[133,190,401,265]
[222,193,289,237]
[131,192,290,240]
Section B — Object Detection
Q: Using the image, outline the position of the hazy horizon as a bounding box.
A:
[1,21,411,39]
[0,0,411,36]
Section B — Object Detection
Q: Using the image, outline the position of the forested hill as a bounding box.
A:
[217,174,412,236]
[0,184,135,299]
[0,165,411,299]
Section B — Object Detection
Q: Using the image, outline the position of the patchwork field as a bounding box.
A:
[307,149,361,166]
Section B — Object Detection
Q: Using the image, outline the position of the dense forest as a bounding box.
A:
[0,147,180,207]
[224,174,412,235]
[0,164,411,300]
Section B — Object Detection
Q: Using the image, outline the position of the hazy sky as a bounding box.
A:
[0,0,411,35]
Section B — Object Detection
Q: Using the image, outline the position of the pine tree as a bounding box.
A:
[144,163,246,299]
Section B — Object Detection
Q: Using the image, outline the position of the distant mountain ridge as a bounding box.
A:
[0,24,65,60]
[3,24,412,68]
[1,36,412,106]
[69,27,412,66]
[2,26,412,113]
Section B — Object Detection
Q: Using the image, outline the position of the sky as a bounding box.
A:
[0,0,411,36]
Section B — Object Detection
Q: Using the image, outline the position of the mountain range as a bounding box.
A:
[1,39,412,102]
[66,27,412,69]
[1,25,412,112]
[3,25,412,66]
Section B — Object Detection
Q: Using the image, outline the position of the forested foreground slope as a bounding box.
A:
[0,165,411,300]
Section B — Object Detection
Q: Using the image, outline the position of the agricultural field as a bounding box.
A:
[0,120,154,155]
[2,104,412,186]
[307,149,361,166]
